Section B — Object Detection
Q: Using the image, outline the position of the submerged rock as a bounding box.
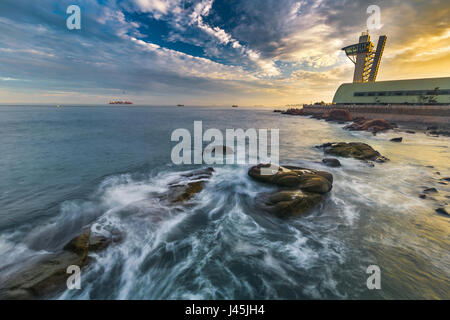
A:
[435,207,449,216]
[168,167,214,203]
[390,137,403,142]
[322,158,341,167]
[256,191,323,218]
[317,142,389,163]
[423,187,438,194]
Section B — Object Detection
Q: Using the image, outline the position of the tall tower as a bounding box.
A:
[342,32,387,83]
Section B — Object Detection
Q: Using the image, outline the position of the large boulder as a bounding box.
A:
[324,109,353,122]
[249,164,333,218]
[248,164,332,194]
[317,142,389,162]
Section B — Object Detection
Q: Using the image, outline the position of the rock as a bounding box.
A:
[419,194,427,199]
[173,181,206,202]
[390,137,403,142]
[0,251,87,300]
[435,207,449,216]
[203,145,233,156]
[323,109,353,122]
[249,164,333,218]
[0,227,122,300]
[322,158,341,167]
[405,130,416,134]
[273,109,283,113]
[442,177,450,182]
[345,119,395,134]
[427,126,438,130]
[423,188,438,194]
[428,130,450,137]
[248,164,333,194]
[169,167,214,203]
[282,108,304,115]
[256,191,323,218]
[317,142,389,162]
[63,228,91,257]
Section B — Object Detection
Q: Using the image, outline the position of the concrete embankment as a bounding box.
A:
[302,104,450,126]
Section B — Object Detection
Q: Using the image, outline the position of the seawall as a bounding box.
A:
[302,104,450,125]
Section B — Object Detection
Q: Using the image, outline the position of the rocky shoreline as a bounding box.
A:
[0,167,216,300]
[279,107,450,137]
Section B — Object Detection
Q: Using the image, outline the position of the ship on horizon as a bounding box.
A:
[109,100,133,105]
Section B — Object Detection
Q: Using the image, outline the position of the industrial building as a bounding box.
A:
[333,77,450,105]
[333,32,450,105]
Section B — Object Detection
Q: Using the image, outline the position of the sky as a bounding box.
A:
[0,0,449,106]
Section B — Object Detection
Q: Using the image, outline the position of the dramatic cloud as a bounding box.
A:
[0,0,449,105]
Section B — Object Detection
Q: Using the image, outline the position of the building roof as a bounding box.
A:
[333,77,450,104]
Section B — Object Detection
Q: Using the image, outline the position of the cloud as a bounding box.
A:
[0,0,449,105]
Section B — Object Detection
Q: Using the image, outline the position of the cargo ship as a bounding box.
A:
[109,100,133,105]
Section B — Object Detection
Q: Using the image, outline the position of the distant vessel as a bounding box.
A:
[109,100,133,105]
[177,104,185,107]
[232,105,239,108]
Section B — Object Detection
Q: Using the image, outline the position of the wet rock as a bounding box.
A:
[419,194,427,199]
[248,164,332,194]
[249,164,333,218]
[0,228,121,300]
[322,158,341,167]
[317,142,389,162]
[173,181,206,202]
[323,109,353,122]
[405,130,416,134]
[442,177,450,182]
[435,207,449,216]
[390,137,403,142]
[256,191,323,218]
[169,167,214,203]
[63,228,91,257]
[0,251,86,300]
[423,188,438,194]
[345,119,395,134]
[273,109,283,113]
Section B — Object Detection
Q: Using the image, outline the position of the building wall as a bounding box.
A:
[333,77,450,105]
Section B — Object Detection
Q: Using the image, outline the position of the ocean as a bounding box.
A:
[0,105,448,299]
